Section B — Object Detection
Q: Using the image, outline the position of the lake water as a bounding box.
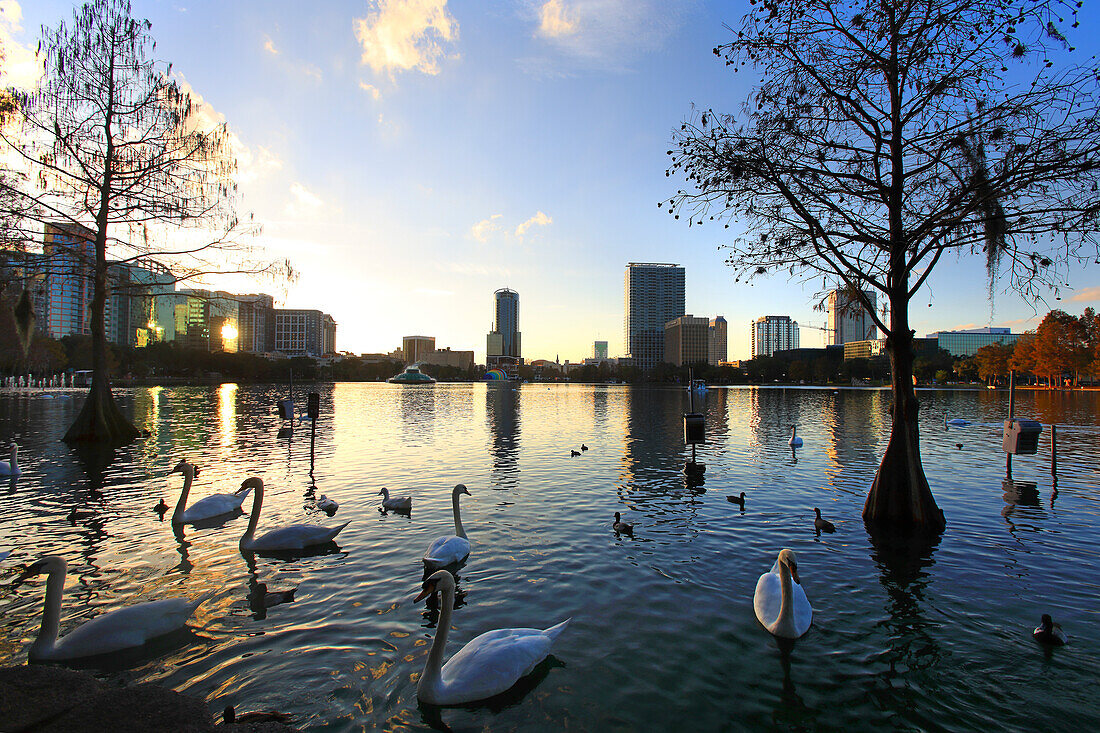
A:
[0,383,1098,731]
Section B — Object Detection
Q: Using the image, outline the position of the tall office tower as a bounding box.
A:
[665,315,710,367]
[594,340,609,360]
[751,315,800,357]
[274,309,336,357]
[108,261,175,347]
[43,222,97,339]
[237,294,276,353]
[486,287,521,369]
[827,288,877,345]
[403,335,436,364]
[624,263,685,371]
[708,316,727,366]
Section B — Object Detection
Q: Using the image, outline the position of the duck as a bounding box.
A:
[248,582,296,611]
[570,450,581,457]
[813,507,835,533]
[316,495,339,514]
[170,460,252,524]
[727,492,746,509]
[1033,614,1068,646]
[379,487,412,511]
[154,498,169,514]
[753,549,812,638]
[0,444,21,476]
[64,507,95,524]
[581,444,588,451]
[955,443,964,450]
[414,569,570,705]
[239,477,350,552]
[20,555,207,661]
[612,511,633,535]
[788,426,803,448]
[945,413,970,426]
[423,485,471,568]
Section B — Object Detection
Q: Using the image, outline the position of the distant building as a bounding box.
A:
[43,222,97,339]
[927,327,1019,357]
[486,288,522,371]
[403,335,436,365]
[275,309,336,357]
[594,340,608,360]
[827,288,877,345]
[665,315,709,367]
[843,339,886,360]
[236,294,276,353]
[624,263,685,371]
[108,261,175,347]
[424,347,474,370]
[708,316,727,366]
[751,315,800,357]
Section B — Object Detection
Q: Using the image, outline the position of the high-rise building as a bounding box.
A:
[593,340,608,360]
[486,288,521,370]
[108,261,175,347]
[708,316,727,366]
[237,294,276,353]
[274,309,336,357]
[403,335,436,365]
[751,315,800,357]
[827,288,877,345]
[624,263,685,371]
[43,222,97,339]
[664,315,709,367]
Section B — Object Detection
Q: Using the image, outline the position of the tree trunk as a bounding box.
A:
[863,290,946,533]
[63,228,140,446]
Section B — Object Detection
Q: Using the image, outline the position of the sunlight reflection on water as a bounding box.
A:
[0,383,1098,731]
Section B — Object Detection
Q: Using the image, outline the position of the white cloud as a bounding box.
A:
[290,182,323,210]
[263,35,279,55]
[537,0,577,37]
[1069,286,1100,303]
[359,81,382,100]
[515,210,552,237]
[0,1,42,90]
[469,213,503,242]
[301,63,323,83]
[353,0,458,77]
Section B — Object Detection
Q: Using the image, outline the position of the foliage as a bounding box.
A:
[974,343,1013,385]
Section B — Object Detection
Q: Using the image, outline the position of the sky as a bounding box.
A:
[4,0,1100,362]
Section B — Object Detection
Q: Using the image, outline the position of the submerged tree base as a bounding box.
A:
[863,438,946,534]
[63,381,141,446]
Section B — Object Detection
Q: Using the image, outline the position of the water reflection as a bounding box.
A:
[486,385,519,490]
[218,383,237,452]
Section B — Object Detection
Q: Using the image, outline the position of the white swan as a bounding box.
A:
[415,569,570,705]
[379,487,412,511]
[945,413,970,426]
[0,444,21,476]
[423,485,471,568]
[170,460,252,524]
[316,495,339,514]
[22,555,207,661]
[753,549,812,639]
[788,426,803,448]
[239,478,350,552]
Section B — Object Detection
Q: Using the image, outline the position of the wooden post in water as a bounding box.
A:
[1006,370,1015,479]
[1051,424,1057,483]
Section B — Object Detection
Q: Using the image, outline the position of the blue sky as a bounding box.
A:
[5,0,1100,361]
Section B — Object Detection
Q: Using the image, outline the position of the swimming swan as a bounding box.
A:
[788,426,803,448]
[239,478,350,552]
[945,413,970,426]
[423,485,471,568]
[0,444,21,476]
[415,569,570,705]
[379,487,412,511]
[171,460,252,524]
[754,549,813,639]
[22,555,207,661]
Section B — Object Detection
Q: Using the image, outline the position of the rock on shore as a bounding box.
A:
[0,665,296,732]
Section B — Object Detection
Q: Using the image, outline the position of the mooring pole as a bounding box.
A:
[1006,370,1016,479]
[1051,424,1057,482]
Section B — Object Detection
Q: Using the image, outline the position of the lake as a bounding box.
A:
[0,383,1098,731]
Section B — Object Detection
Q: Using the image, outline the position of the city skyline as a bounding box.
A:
[7,0,1100,363]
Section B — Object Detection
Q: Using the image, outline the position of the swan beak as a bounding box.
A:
[789,564,801,585]
[461,487,471,496]
[413,583,438,603]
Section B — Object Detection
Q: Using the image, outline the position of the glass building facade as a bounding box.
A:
[624,263,685,371]
[927,328,1019,357]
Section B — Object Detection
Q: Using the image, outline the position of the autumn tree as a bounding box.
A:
[974,342,1013,385]
[1010,331,1037,382]
[1032,309,1087,386]
[3,0,278,445]
[667,0,1100,532]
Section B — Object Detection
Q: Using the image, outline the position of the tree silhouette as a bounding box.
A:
[667,0,1100,532]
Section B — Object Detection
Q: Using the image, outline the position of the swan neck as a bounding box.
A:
[172,470,193,521]
[33,564,65,657]
[776,561,796,633]
[422,581,454,695]
[452,493,466,539]
[242,484,263,544]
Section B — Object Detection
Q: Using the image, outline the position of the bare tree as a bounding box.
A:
[2,0,282,445]
[667,0,1100,532]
